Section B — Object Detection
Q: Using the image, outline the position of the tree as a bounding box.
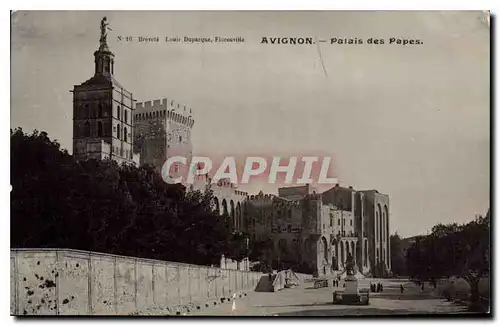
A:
[390,233,407,276]
[11,128,234,266]
[405,213,490,310]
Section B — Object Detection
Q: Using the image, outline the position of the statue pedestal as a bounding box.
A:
[344,275,359,295]
[341,275,361,304]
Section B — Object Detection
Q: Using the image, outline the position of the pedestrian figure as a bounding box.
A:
[380,283,384,292]
[400,284,404,293]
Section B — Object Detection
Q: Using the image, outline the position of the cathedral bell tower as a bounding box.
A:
[94,17,115,77]
[71,17,139,165]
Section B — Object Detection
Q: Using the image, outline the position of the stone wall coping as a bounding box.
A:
[10,248,259,273]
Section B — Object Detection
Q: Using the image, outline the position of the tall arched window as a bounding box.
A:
[117,106,121,120]
[222,199,228,216]
[97,121,103,137]
[84,121,91,137]
[117,123,121,140]
[123,127,128,142]
[340,241,345,265]
[364,239,368,266]
[321,237,328,263]
[124,110,128,123]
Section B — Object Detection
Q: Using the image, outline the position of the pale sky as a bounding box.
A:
[11,11,490,237]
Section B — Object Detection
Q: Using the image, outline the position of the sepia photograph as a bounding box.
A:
[9,10,491,317]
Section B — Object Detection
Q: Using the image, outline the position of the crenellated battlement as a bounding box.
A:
[246,192,301,208]
[134,97,194,127]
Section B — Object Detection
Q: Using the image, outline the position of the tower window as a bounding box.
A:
[117,123,121,140]
[124,110,128,123]
[124,127,128,142]
[117,106,121,120]
[84,104,89,118]
[84,121,91,137]
[104,58,110,73]
[350,220,353,226]
[97,121,103,137]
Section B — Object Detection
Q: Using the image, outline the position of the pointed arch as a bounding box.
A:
[351,241,355,260]
[230,200,235,230]
[213,197,220,215]
[221,199,228,216]
[320,236,328,263]
[377,203,383,263]
[340,241,345,266]
[236,202,241,231]
[332,239,339,270]
[364,239,368,266]
[384,204,389,266]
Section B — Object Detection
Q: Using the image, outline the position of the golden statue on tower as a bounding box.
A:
[99,17,112,47]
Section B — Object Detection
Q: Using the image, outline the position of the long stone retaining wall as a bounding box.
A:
[10,248,266,316]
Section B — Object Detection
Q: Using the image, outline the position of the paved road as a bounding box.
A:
[190,278,468,316]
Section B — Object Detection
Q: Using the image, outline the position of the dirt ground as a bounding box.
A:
[189,278,468,316]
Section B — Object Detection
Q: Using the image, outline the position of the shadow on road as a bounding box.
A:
[273,308,470,316]
[371,293,435,301]
[260,302,334,308]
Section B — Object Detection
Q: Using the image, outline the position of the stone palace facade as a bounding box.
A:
[71,18,391,278]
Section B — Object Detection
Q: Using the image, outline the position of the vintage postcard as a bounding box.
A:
[10,11,490,316]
